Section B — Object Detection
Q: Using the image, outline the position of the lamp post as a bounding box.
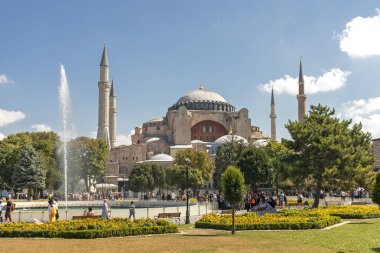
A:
[185,158,190,224]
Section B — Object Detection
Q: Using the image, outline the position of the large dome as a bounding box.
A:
[168,85,235,112]
[177,87,227,104]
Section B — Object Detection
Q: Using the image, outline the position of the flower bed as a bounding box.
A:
[316,206,380,219]
[195,211,340,230]
[0,218,178,239]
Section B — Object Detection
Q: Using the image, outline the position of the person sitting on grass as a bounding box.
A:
[84,207,95,216]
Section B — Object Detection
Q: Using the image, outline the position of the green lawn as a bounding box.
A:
[220,219,380,253]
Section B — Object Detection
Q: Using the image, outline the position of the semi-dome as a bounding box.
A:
[149,154,174,162]
[168,85,235,112]
[209,135,248,155]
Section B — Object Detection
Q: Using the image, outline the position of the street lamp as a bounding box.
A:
[185,157,190,224]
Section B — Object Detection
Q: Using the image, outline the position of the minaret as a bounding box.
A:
[297,60,306,122]
[270,87,277,141]
[97,46,111,148]
[109,80,117,148]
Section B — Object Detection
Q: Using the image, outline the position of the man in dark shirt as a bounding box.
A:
[5,197,12,222]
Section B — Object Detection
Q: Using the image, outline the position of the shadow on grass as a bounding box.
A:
[349,222,374,225]
[184,234,221,237]
[371,248,380,253]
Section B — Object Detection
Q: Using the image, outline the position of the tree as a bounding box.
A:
[214,135,246,189]
[372,172,380,207]
[173,149,214,195]
[67,137,108,192]
[0,131,62,191]
[221,165,246,235]
[151,163,166,191]
[12,145,46,199]
[238,146,271,192]
[128,163,154,193]
[283,104,374,208]
[264,141,291,193]
[166,165,203,194]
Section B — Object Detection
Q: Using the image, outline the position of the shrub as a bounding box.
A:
[195,211,340,230]
[0,218,178,239]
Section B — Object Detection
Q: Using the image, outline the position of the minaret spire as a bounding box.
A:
[97,46,111,148]
[109,79,117,148]
[270,87,277,141]
[297,59,307,122]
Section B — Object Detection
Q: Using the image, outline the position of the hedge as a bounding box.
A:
[0,225,178,239]
[195,216,340,230]
[0,218,178,239]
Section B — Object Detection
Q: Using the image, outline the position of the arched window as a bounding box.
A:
[119,166,128,174]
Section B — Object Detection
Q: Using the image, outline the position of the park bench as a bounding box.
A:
[220,209,234,215]
[154,212,181,223]
[325,201,340,207]
[351,201,366,206]
[72,215,102,220]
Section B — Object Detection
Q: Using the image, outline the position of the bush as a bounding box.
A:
[195,211,341,230]
[319,206,380,219]
[0,218,178,239]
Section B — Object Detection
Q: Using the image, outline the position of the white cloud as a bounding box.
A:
[258,68,350,95]
[338,9,380,57]
[88,129,134,146]
[89,131,97,139]
[0,74,12,84]
[340,97,380,138]
[0,132,5,141]
[115,129,135,146]
[31,124,52,132]
[0,109,26,127]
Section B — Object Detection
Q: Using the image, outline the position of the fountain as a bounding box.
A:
[59,64,70,210]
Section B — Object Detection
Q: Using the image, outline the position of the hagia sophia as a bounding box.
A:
[95,46,307,194]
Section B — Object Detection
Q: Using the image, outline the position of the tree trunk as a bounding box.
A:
[312,177,322,208]
[231,203,235,235]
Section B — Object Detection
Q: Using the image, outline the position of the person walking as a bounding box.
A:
[129,201,136,219]
[102,199,110,219]
[4,197,13,222]
[53,198,59,220]
[48,199,57,222]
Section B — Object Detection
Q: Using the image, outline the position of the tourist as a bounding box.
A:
[341,191,346,203]
[84,207,95,216]
[4,197,13,222]
[297,193,303,206]
[53,198,59,220]
[0,199,4,222]
[129,201,136,219]
[279,192,285,208]
[102,199,110,219]
[48,200,57,222]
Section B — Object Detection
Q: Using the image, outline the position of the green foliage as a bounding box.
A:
[129,163,154,193]
[0,218,178,239]
[169,149,214,193]
[0,131,62,190]
[221,166,246,206]
[12,145,46,197]
[214,135,246,189]
[372,172,380,206]
[67,137,108,192]
[238,146,271,191]
[283,104,374,207]
[195,211,340,230]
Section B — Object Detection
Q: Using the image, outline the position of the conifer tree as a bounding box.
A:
[12,145,46,199]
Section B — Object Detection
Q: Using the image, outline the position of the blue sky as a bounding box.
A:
[1,1,380,143]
